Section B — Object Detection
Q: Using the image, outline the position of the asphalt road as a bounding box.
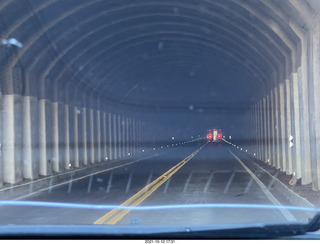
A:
[0,140,296,226]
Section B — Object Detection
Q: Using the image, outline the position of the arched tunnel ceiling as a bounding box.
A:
[0,0,313,111]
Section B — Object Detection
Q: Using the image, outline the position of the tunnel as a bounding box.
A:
[1,0,320,229]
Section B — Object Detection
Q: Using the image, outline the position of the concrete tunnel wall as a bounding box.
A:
[0,0,320,191]
[0,81,147,184]
[247,0,320,191]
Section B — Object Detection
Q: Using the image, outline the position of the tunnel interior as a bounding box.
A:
[0,0,320,191]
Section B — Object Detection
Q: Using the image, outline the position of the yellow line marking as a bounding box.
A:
[94,145,206,225]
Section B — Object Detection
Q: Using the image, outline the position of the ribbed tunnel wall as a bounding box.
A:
[0,0,320,190]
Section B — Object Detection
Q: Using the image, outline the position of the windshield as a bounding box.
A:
[1,0,320,239]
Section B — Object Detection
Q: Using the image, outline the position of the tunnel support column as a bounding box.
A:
[81,107,88,166]
[52,102,59,172]
[0,89,22,185]
[279,82,287,172]
[310,21,320,190]
[64,104,70,170]
[113,114,117,160]
[251,105,256,157]
[108,113,112,160]
[255,103,260,158]
[139,121,143,153]
[102,111,107,161]
[297,65,312,184]
[57,102,65,172]
[22,96,32,179]
[117,114,122,158]
[132,119,136,156]
[274,86,281,169]
[121,116,127,158]
[120,115,124,157]
[2,94,18,183]
[73,107,79,168]
[258,100,263,161]
[137,120,140,154]
[270,90,276,167]
[263,97,268,163]
[89,107,94,164]
[126,117,130,157]
[39,99,48,176]
[96,110,101,163]
[256,101,261,160]
[117,115,122,158]
[23,95,38,179]
[129,117,132,156]
[285,79,293,175]
[291,73,302,179]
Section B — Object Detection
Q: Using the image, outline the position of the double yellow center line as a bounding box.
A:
[94,144,206,225]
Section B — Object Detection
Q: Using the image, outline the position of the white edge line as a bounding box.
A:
[229,149,297,222]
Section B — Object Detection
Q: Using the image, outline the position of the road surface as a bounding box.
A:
[0,141,299,226]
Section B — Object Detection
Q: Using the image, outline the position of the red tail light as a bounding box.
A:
[218,134,222,139]
[207,134,212,139]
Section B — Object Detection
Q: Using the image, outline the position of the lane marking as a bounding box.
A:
[183,171,194,193]
[106,171,113,193]
[67,175,73,194]
[229,149,296,222]
[48,177,53,194]
[163,177,171,194]
[87,175,93,193]
[243,177,254,195]
[94,145,206,225]
[203,171,214,194]
[223,171,235,194]
[125,171,133,193]
[145,170,154,190]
